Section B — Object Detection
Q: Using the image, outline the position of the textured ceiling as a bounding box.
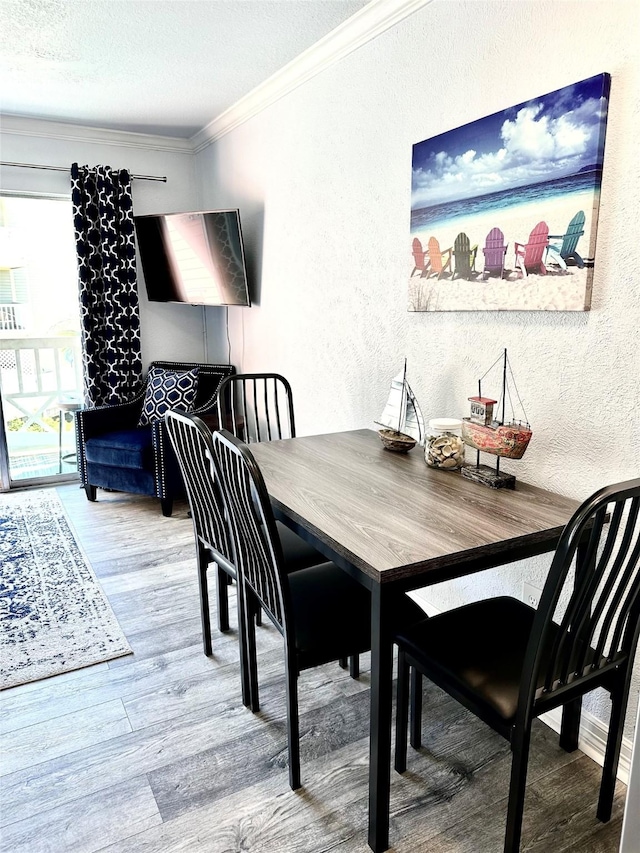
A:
[0,0,369,138]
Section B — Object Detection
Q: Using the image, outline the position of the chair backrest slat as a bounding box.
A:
[523,480,640,713]
[582,499,640,668]
[544,507,604,689]
[571,500,639,671]
[165,411,232,565]
[211,429,289,634]
[272,377,283,440]
[252,378,262,442]
[228,380,240,442]
[217,373,295,445]
[607,526,640,655]
[562,505,621,683]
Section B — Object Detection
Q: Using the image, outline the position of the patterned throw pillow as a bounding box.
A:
[138,367,199,426]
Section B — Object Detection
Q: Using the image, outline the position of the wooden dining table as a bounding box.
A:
[250,428,582,853]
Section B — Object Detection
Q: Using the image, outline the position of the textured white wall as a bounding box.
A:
[196,0,640,738]
[0,124,207,367]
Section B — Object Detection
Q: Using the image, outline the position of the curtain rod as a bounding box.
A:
[0,161,167,182]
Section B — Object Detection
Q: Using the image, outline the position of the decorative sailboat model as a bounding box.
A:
[461,349,532,489]
[376,360,425,452]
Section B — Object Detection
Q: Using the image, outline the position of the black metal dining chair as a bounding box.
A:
[164,411,330,704]
[211,428,426,790]
[216,372,295,444]
[217,371,360,677]
[394,477,640,853]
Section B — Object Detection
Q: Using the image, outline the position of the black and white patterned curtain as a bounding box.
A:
[71,163,142,407]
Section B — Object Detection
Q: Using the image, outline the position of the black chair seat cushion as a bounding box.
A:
[290,563,427,671]
[277,522,326,573]
[289,563,372,670]
[85,428,153,470]
[396,596,564,722]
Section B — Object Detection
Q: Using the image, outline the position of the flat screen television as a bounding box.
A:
[134,209,251,306]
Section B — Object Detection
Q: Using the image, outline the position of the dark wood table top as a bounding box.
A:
[250,428,582,587]
[252,428,585,853]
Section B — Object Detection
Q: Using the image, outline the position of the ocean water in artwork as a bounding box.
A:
[411,170,600,242]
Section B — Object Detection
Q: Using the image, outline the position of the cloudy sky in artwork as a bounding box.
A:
[411,75,609,211]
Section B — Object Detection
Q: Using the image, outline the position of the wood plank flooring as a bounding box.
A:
[0,485,627,853]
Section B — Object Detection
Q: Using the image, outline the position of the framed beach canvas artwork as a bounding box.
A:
[409,73,611,312]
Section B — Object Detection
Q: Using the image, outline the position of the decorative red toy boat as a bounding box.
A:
[461,420,532,460]
[461,349,532,488]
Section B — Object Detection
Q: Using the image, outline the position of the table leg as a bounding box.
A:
[368,583,394,853]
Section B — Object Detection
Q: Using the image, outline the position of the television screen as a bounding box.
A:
[134,209,251,306]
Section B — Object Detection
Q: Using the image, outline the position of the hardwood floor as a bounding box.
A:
[0,485,627,853]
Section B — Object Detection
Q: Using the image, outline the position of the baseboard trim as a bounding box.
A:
[409,590,632,784]
[540,706,631,785]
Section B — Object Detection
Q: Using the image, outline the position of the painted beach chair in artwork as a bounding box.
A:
[452,232,478,280]
[426,236,452,279]
[546,210,586,270]
[482,227,508,280]
[411,237,430,277]
[514,221,549,278]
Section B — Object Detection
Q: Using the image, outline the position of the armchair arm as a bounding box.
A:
[77,398,144,437]
[75,392,146,486]
[193,393,223,417]
[192,363,236,413]
[151,415,202,503]
[151,419,175,500]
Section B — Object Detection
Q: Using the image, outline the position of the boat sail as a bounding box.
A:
[376,361,425,450]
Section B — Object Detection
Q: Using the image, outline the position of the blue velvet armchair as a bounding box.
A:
[75,361,235,516]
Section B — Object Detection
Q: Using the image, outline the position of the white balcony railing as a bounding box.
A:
[1,336,84,480]
[0,336,83,427]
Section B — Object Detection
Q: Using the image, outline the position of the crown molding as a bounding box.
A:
[191,0,433,152]
[0,114,193,153]
[1,0,433,155]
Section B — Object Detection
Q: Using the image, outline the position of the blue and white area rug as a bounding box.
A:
[0,489,131,689]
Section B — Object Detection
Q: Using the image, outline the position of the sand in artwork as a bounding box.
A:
[408,191,596,312]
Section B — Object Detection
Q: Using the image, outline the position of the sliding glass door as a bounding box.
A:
[0,194,82,490]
